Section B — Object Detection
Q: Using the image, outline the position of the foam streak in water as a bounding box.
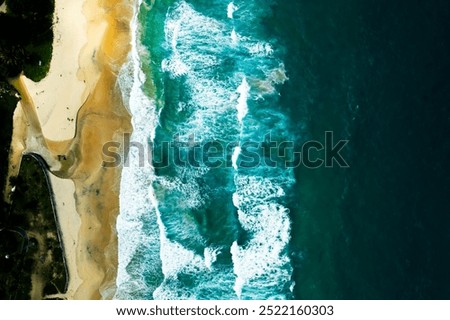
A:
[236,77,250,123]
[231,29,238,45]
[227,2,238,19]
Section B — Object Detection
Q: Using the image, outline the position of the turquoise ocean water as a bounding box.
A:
[115,0,450,299]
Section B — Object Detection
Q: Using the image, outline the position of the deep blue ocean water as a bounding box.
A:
[116,0,450,299]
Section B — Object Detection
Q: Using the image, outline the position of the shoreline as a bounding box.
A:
[8,0,133,299]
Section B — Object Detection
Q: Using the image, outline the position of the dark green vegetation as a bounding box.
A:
[265,0,450,299]
[0,0,54,80]
[0,155,67,299]
[0,0,65,300]
[0,82,17,208]
[0,0,55,193]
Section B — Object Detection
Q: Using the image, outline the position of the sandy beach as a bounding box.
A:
[23,0,89,142]
[8,0,133,299]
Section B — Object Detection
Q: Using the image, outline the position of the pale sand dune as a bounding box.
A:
[8,0,133,299]
[24,0,90,142]
[47,175,82,298]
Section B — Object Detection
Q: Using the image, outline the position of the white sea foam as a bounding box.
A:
[232,146,241,170]
[162,1,237,142]
[170,20,181,50]
[152,182,230,299]
[232,192,240,207]
[150,176,205,299]
[204,247,219,270]
[236,77,250,123]
[162,1,228,82]
[227,2,238,19]
[231,29,238,45]
[231,175,293,299]
[161,56,189,77]
[248,42,274,56]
